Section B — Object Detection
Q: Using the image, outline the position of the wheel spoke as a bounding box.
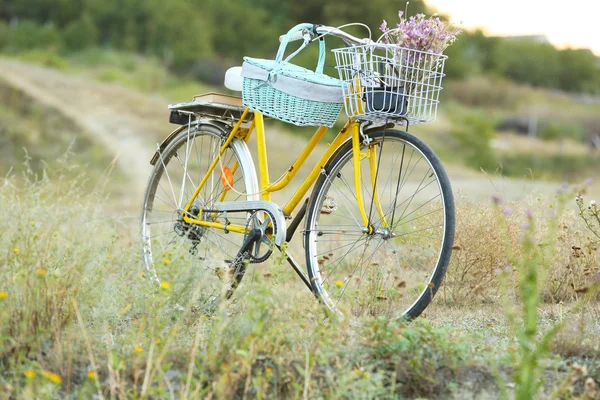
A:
[141,126,255,307]
[305,130,453,321]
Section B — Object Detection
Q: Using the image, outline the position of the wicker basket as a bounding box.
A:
[242,24,343,127]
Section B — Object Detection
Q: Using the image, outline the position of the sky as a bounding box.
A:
[424,0,600,56]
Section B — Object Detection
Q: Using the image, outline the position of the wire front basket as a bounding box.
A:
[332,44,447,125]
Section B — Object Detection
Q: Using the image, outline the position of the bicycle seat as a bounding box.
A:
[224,66,243,92]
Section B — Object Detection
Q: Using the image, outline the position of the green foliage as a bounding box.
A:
[1,0,599,94]
[203,0,280,61]
[63,13,98,51]
[493,192,600,399]
[358,317,467,397]
[499,152,600,181]
[443,77,526,110]
[557,49,600,93]
[6,21,63,52]
[494,40,560,88]
[0,21,8,50]
[538,120,586,142]
[449,111,498,171]
[13,49,70,70]
[0,165,476,398]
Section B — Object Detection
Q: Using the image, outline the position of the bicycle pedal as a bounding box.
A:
[321,195,338,214]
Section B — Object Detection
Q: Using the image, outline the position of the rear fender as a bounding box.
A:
[149,119,231,166]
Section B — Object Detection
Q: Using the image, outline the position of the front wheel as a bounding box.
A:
[304,128,455,321]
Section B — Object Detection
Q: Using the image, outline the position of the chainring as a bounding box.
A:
[244,211,275,263]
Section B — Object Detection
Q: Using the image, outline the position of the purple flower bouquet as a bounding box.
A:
[379,12,461,55]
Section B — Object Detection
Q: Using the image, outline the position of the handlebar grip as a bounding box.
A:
[279,30,306,43]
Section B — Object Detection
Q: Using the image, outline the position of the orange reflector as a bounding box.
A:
[220,166,234,191]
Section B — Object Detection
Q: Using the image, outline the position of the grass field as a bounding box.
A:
[1,53,600,399]
[1,165,599,399]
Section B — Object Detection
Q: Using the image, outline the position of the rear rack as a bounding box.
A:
[169,92,258,125]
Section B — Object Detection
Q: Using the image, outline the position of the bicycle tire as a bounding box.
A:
[141,123,259,304]
[304,128,455,321]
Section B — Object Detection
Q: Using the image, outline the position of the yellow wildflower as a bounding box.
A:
[13,248,19,254]
[53,231,59,236]
[30,221,35,226]
[24,370,35,379]
[41,370,62,384]
[335,280,343,288]
[265,367,273,374]
[0,291,7,299]
[160,282,171,289]
[134,346,143,353]
[87,371,97,380]
[155,338,161,344]
[36,268,47,276]
[164,259,171,265]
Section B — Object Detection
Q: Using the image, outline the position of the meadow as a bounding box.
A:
[1,156,599,398]
[1,50,600,399]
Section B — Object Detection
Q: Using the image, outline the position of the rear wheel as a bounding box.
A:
[304,128,455,321]
[141,123,258,306]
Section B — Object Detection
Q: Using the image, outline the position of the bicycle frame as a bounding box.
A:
[181,110,386,237]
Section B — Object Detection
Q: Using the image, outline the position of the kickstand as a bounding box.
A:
[225,228,261,299]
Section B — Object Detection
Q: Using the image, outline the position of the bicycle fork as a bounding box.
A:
[350,122,389,235]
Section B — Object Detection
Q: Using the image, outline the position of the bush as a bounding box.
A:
[7,20,63,52]
[0,21,9,51]
[63,13,98,51]
[538,121,586,142]
[449,111,498,171]
[499,153,600,181]
[443,78,528,110]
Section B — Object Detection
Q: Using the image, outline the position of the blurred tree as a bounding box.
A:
[450,112,498,171]
[323,0,429,40]
[63,13,98,51]
[8,20,63,51]
[0,0,598,95]
[289,0,325,24]
[0,20,8,50]
[493,40,561,88]
[203,0,280,60]
[557,49,599,93]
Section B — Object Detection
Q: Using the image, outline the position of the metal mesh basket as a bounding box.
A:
[332,44,447,124]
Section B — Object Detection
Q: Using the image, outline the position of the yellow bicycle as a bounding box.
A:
[141,24,455,320]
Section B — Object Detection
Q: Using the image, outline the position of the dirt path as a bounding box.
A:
[0,58,174,206]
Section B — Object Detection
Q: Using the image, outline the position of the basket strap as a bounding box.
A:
[275,23,326,74]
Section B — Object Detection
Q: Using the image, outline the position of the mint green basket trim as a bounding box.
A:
[243,57,341,87]
[242,77,342,127]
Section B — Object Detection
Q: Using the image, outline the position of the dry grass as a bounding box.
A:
[443,190,599,306]
[0,166,481,399]
[1,164,599,399]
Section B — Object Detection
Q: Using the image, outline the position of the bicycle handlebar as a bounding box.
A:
[278,24,370,46]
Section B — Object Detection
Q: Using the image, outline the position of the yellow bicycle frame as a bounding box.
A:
[181,110,386,237]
